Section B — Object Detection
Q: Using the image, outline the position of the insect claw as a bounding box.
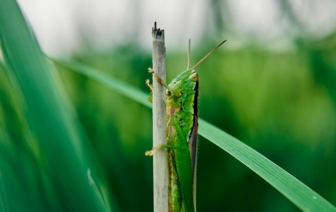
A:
[146,79,153,90]
[148,67,154,73]
[145,145,163,156]
[145,150,154,156]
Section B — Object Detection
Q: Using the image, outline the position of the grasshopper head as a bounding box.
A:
[189,71,198,82]
[167,40,226,101]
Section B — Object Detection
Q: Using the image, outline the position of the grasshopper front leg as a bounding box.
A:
[148,67,169,89]
[148,68,173,93]
[146,67,171,103]
[146,79,153,91]
[146,67,167,91]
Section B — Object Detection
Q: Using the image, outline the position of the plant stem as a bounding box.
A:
[151,22,168,212]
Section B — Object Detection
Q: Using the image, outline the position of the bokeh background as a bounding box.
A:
[2,0,336,211]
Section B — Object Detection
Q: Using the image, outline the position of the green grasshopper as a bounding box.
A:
[146,40,226,212]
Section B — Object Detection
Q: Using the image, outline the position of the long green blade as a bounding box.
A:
[0,0,107,211]
[198,120,336,212]
[57,60,336,212]
[55,60,151,108]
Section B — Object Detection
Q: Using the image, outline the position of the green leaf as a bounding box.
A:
[57,60,336,212]
[198,120,336,212]
[55,59,152,108]
[0,0,108,211]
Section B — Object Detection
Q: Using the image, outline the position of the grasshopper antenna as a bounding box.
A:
[187,39,191,70]
[191,40,227,70]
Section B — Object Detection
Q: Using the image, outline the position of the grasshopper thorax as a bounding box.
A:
[168,69,198,94]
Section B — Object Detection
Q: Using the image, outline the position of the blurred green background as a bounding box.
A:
[1,0,336,211]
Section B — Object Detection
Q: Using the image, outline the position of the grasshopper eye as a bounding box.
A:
[189,73,198,82]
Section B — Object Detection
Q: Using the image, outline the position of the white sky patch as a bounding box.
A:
[16,0,336,56]
[18,0,78,56]
[227,0,281,40]
[288,0,336,39]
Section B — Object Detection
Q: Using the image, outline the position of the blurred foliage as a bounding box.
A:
[1,0,336,211]
[0,0,110,211]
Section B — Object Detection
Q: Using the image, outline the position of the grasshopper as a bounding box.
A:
[146,40,226,212]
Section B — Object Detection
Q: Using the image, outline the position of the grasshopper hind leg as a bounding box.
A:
[145,144,188,156]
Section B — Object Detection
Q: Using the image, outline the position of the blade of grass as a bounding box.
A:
[54,59,151,108]
[56,59,336,212]
[0,0,108,211]
[198,120,336,212]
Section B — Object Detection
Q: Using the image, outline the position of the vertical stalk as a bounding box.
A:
[151,22,168,212]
